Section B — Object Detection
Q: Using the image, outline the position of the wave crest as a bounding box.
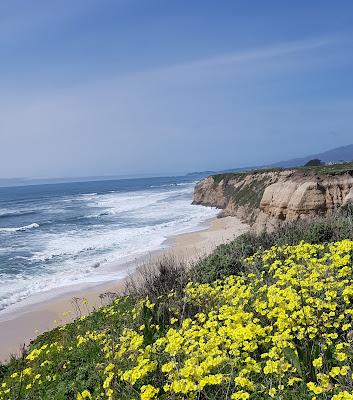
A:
[0,223,40,233]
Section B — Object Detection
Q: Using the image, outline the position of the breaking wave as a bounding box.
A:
[0,223,40,233]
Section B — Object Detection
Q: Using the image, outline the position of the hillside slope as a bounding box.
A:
[271,143,353,168]
[193,164,353,231]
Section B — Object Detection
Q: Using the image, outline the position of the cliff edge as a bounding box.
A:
[193,164,353,231]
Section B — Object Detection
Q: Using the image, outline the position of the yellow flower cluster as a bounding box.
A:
[3,240,353,399]
[109,240,353,399]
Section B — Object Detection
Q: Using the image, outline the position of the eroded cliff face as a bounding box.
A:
[193,169,353,231]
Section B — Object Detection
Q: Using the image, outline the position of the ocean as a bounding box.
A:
[0,176,218,312]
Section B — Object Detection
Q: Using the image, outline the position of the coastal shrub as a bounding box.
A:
[3,240,353,399]
[340,202,353,218]
[125,256,189,302]
[193,209,353,283]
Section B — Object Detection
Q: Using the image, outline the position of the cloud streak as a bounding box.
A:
[158,34,339,73]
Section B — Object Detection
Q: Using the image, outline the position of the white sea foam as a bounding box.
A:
[79,192,98,197]
[0,223,39,233]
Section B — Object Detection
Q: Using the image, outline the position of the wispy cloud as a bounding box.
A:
[102,33,344,88]
[162,34,339,73]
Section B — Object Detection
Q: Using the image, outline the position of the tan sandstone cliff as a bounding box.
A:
[193,167,353,231]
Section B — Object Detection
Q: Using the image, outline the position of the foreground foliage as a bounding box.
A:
[3,240,353,399]
[194,205,353,283]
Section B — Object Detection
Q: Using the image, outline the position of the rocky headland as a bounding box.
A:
[193,164,353,231]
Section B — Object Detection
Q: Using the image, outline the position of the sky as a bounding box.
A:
[1,1,353,179]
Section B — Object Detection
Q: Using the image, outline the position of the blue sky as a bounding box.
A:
[1,1,353,178]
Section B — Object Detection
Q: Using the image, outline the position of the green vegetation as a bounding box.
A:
[211,161,353,182]
[193,204,353,283]
[2,206,353,399]
[299,161,353,174]
[220,179,267,212]
[210,173,269,213]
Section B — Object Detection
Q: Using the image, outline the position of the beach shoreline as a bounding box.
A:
[0,216,248,363]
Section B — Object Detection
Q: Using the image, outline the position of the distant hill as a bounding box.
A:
[271,144,353,168]
[202,144,353,177]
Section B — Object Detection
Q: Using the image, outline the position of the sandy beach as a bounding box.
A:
[0,216,248,363]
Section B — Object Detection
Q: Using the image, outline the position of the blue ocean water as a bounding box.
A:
[0,176,217,312]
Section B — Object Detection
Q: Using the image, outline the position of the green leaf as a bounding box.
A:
[284,347,303,376]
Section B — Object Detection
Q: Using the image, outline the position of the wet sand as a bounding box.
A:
[0,216,248,362]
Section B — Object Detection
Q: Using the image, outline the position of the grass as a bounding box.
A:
[211,161,353,183]
[298,161,353,174]
[0,297,135,399]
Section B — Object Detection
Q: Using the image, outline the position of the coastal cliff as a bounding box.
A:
[193,164,353,231]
